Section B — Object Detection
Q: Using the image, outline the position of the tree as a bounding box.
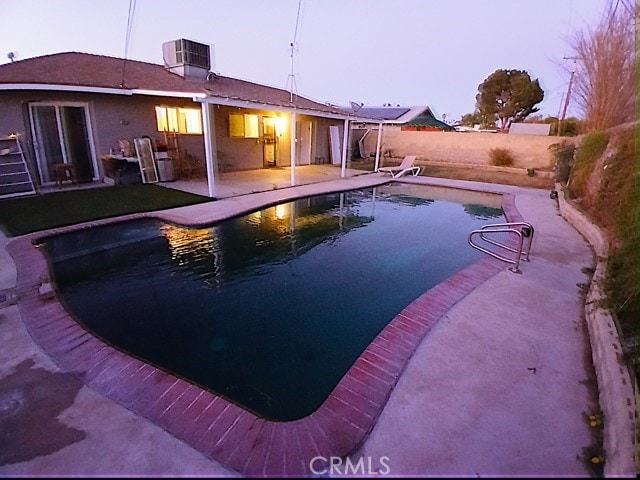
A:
[459,111,496,129]
[568,0,634,131]
[459,112,479,126]
[519,114,583,136]
[475,69,544,132]
[552,116,583,136]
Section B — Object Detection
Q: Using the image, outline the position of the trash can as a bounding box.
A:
[156,158,175,182]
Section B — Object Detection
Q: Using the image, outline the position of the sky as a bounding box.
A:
[2,0,606,122]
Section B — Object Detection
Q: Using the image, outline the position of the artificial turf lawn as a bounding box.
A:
[0,184,212,236]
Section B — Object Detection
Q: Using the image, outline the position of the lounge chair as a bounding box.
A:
[378,155,421,178]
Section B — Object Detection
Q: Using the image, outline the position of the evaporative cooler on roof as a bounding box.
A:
[162,39,211,79]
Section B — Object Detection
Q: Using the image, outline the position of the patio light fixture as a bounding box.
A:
[276,116,287,137]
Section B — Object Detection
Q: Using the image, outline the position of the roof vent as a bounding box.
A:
[162,39,211,79]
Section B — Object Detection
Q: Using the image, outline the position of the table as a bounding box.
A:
[100,155,142,185]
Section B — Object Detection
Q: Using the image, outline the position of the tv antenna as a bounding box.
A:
[286,0,303,102]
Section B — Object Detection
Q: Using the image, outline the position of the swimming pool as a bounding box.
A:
[41,183,503,421]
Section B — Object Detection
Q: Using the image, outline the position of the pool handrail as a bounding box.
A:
[468,221,535,274]
[478,221,534,262]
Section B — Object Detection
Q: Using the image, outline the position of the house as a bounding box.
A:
[341,104,452,170]
[0,39,375,198]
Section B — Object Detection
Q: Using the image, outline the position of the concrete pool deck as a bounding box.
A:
[0,174,624,477]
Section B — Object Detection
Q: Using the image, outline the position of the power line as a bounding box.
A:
[124,0,137,59]
[292,0,302,47]
[120,0,137,88]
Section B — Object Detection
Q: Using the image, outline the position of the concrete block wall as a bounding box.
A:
[364,129,569,170]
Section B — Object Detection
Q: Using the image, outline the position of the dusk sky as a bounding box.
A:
[2,0,605,122]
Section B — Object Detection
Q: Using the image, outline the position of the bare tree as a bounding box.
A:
[569,0,635,131]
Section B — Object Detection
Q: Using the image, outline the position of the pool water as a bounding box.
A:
[42,184,503,421]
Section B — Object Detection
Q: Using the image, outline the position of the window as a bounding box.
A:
[155,106,202,134]
[229,113,259,138]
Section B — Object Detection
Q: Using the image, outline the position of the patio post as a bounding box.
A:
[340,119,349,178]
[374,122,383,172]
[290,111,297,186]
[201,102,218,198]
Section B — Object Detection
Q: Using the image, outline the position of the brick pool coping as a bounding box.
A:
[7,187,523,477]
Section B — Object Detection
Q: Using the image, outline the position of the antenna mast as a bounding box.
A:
[286,0,303,102]
[287,42,297,102]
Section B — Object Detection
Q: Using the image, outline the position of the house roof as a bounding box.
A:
[344,105,452,130]
[0,52,357,118]
[343,105,420,122]
[353,106,412,121]
[403,109,454,130]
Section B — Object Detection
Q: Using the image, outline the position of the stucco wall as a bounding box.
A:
[0,90,205,183]
[0,90,346,184]
[0,90,203,155]
[95,94,205,161]
[0,92,38,176]
[214,105,274,171]
[0,92,30,139]
[314,117,343,164]
[363,128,566,170]
[199,107,343,171]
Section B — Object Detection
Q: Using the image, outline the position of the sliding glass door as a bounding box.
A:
[29,103,97,184]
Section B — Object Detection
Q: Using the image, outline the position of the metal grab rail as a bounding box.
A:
[468,222,535,274]
[479,222,535,262]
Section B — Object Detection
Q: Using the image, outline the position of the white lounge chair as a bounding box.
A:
[378,155,421,178]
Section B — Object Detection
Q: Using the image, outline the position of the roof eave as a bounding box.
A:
[0,83,375,121]
[0,84,213,99]
[198,95,367,121]
[132,89,207,99]
[0,83,133,95]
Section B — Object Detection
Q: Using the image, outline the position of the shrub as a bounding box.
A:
[488,147,515,167]
[599,130,639,334]
[560,117,584,136]
[549,141,576,183]
[567,131,609,199]
[548,117,584,136]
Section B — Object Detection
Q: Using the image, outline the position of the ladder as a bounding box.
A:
[0,135,36,198]
[164,132,181,163]
[468,222,535,274]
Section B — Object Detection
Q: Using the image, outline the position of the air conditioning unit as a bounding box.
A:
[162,39,211,79]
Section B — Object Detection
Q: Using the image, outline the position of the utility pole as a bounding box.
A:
[557,56,577,136]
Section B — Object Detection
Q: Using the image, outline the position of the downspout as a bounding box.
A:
[290,111,297,186]
[374,122,383,172]
[201,102,218,198]
[340,119,349,178]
